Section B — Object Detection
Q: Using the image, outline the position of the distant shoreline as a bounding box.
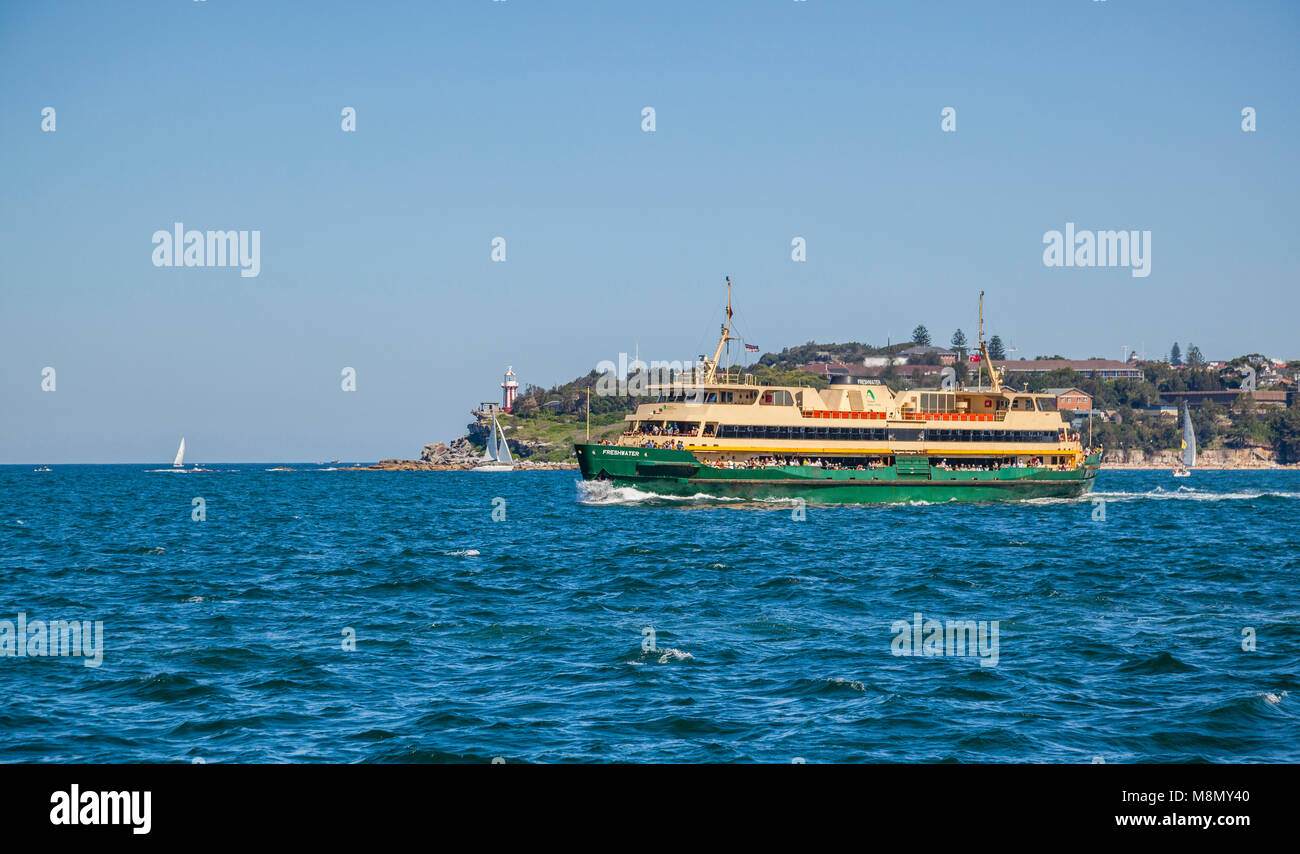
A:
[1101,463,1299,471]
[346,460,578,472]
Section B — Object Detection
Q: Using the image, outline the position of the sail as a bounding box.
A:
[497,418,513,464]
[484,416,498,461]
[1182,403,1197,468]
[173,437,185,467]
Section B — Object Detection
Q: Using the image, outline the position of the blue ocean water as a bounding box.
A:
[1,465,1296,763]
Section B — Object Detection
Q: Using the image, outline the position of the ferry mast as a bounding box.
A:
[703,277,740,384]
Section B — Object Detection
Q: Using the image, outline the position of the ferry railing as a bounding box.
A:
[646,368,758,387]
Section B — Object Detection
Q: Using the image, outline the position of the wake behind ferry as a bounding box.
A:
[575,281,1101,503]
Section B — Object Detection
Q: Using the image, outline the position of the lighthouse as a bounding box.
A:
[501,366,519,412]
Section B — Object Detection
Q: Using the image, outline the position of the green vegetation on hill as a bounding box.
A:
[1012,362,1300,461]
[759,340,908,369]
[490,410,627,462]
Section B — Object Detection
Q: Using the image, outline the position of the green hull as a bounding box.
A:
[575,444,1100,504]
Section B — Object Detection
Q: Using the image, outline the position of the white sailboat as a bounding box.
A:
[154,436,210,472]
[1173,402,1195,477]
[472,411,515,472]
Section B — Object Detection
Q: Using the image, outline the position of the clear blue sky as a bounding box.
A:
[2,0,1296,463]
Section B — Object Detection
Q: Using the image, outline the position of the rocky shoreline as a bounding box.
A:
[346,459,578,472]
[345,437,577,472]
[1100,447,1296,470]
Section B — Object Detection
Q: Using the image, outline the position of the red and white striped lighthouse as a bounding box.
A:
[501,366,519,412]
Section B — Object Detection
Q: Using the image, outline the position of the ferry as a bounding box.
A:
[575,282,1101,503]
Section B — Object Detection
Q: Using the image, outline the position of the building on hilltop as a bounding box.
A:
[1043,387,1093,411]
[900,345,958,365]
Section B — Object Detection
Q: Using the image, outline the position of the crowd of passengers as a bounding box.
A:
[703,456,1084,471]
[625,427,1087,442]
[933,458,1067,471]
[637,424,687,436]
[596,437,687,450]
[707,457,891,470]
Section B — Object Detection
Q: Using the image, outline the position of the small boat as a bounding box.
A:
[33,465,51,472]
[472,410,515,472]
[1173,402,1195,477]
[156,437,211,472]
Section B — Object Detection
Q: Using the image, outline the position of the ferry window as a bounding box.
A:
[760,390,794,406]
[920,393,956,412]
[1036,398,1057,411]
[704,392,718,403]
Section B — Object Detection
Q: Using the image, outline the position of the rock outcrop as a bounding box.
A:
[1103,446,1285,469]
[420,437,480,466]
[346,433,576,471]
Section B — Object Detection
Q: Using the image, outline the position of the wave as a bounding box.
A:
[651,647,694,664]
[576,480,746,505]
[1092,488,1300,503]
[1117,652,1198,675]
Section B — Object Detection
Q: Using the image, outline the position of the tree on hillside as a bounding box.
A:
[1183,364,1223,392]
[987,335,1006,360]
[1109,378,1160,409]
[951,329,967,358]
[1185,344,1205,367]
[1191,400,1226,446]
[1225,394,1268,448]
[912,325,931,347]
[1143,361,1187,393]
[1169,342,1182,366]
[1268,407,1300,463]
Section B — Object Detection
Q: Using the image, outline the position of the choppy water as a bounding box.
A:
[2,465,1297,763]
